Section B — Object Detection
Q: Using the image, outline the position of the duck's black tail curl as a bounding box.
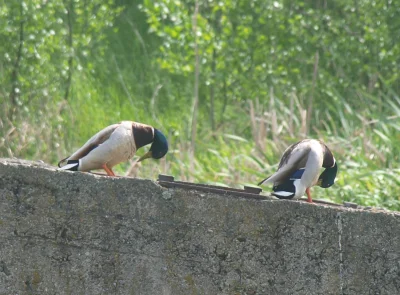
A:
[57,156,69,168]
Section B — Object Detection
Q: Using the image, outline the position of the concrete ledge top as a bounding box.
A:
[0,158,399,295]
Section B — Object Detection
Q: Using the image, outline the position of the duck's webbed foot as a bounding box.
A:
[306,187,313,203]
[102,164,116,176]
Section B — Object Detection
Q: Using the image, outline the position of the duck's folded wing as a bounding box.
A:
[258,147,310,186]
[63,124,121,163]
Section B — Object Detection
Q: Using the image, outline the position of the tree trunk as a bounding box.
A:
[190,0,200,177]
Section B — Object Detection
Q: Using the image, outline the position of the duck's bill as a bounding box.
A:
[138,151,152,162]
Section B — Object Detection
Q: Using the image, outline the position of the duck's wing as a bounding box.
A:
[258,143,311,186]
[58,123,121,167]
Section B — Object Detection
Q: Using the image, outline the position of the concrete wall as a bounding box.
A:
[0,158,399,295]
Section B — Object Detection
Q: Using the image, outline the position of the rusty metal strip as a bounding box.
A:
[158,174,267,200]
[157,174,352,208]
[88,172,355,208]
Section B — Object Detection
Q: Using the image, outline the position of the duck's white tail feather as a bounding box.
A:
[258,166,295,186]
[258,175,274,186]
[58,160,80,171]
[273,191,294,198]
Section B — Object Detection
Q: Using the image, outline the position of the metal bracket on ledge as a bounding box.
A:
[157,174,360,208]
[157,174,268,200]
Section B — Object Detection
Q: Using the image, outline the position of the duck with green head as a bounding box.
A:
[258,139,338,203]
[58,121,168,176]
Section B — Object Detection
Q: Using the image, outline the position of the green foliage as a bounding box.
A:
[0,0,122,162]
[141,0,400,128]
[1,0,400,211]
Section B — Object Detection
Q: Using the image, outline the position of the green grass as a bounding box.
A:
[2,85,400,211]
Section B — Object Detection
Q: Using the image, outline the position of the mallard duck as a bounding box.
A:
[58,121,168,176]
[258,139,337,203]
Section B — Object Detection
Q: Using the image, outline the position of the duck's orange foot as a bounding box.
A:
[102,164,116,176]
[306,187,313,203]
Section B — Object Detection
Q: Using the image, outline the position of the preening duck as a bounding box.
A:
[258,139,337,203]
[58,121,168,176]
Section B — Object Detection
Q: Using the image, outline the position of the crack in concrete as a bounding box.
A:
[337,212,344,295]
[6,233,206,266]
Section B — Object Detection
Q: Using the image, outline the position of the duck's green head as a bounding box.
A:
[138,129,168,161]
[317,162,338,188]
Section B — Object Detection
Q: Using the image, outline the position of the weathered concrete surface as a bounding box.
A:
[0,158,399,295]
